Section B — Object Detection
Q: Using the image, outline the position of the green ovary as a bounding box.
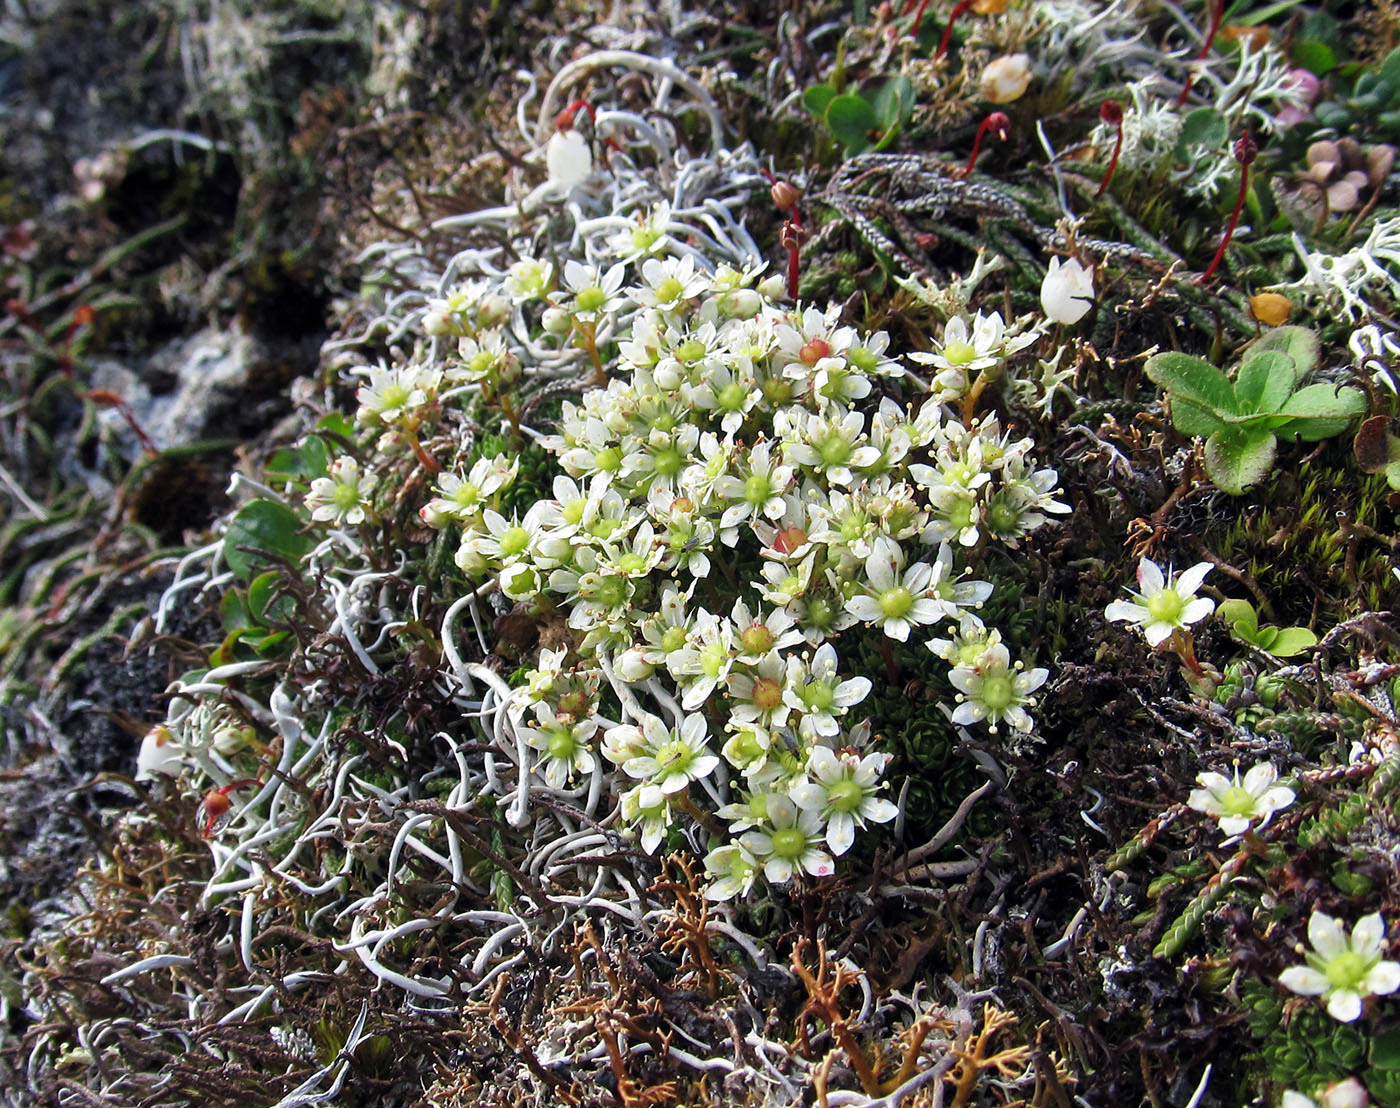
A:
[700,642,729,678]
[594,446,622,472]
[751,678,783,711]
[617,553,648,576]
[1218,785,1258,817]
[717,382,748,411]
[655,277,684,303]
[770,827,807,859]
[827,779,864,813]
[744,474,773,506]
[575,287,607,312]
[660,626,688,653]
[546,727,579,761]
[978,674,1015,712]
[652,446,683,477]
[943,340,978,365]
[818,436,853,468]
[741,625,775,654]
[499,527,531,558]
[801,682,835,713]
[1326,951,1369,991]
[1146,588,1185,624]
[332,483,362,511]
[653,739,695,776]
[676,339,707,363]
[379,384,410,411]
[878,587,914,619]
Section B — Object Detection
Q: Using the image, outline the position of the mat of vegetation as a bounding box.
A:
[3,1,1400,1106]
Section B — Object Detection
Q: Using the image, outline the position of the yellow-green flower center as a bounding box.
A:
[1146,588,1185,624]
[770,827,807,859]
[1326,951,1370,991]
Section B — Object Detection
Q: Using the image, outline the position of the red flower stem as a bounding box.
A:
[555,98,597,132]
[964,111,1009,176]
[1095,100,1124,198]
[1198,134,1258,285]
[1198,0,1224,59]
[935,0,973,58]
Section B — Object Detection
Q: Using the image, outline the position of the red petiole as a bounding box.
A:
[935,0,974,58]
[963,111,1009,176]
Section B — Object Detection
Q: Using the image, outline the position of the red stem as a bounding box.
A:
[964,111,1009,176]
[1198,0,1224,59]
[935,0,974,58]
[1198,134,1257,285]
[1095,101,1124,198]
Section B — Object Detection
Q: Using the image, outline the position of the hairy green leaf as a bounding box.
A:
[1249,326,1319,381]
[1205,427,1277,495]
[1234,351,1297,413]
[1275,383,1367,441]
[1146,350,1238,417]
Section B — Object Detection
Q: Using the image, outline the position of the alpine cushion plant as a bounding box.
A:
[1144,326,1367,495]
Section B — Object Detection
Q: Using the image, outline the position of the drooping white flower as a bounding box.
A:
[135,725,185,780]
[546,128,593,190]
[1187,762,1295,837]
[1280,911,1400,1022]
[1040,257,1095,324]
[980,54,1033,104]
[1104,558,1214,647]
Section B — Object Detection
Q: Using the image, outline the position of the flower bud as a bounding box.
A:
[770,180,801,212]
[478,293,511,327]
[756,274,787,301]
[541,306,572,335]
[422,310,455,337]
[980,54,1032,104]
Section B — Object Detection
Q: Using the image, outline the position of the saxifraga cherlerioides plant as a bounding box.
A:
[119,57,1077,1022]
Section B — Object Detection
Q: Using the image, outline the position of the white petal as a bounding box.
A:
[1137,558,1165,595]
[790,781,826,811]
[1179,597,1216,625]
[1104,600,1148,624]
[1326,989,1363,1023]
[1217,815,1251,836]
[1241,762,1278,795]
[827,813,855,856]
[861,797,899,824]
[1351,912,1386,958]
[1278,966,1330,996]
[1143,621,1174,647]
[1365,960,1400,995]
[1175,561,1213,596]
[1196,771,1232,794]
[1309,912,1349,961]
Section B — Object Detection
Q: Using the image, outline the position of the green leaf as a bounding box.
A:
[804,84,837,118]
[223,499,312,581]
[1216,598,1259,633]
[824,94,878,155]
[248,570,295,624]
[1275,383,1367,441]
[1382,46,1400,92]
[1267,627,1317,657]
[1177,107,1228,152]
[1292,39,1336,76]
[220,588,252,633]
[1205,427,1277,495]
[1234,351,1297,413]
[1169,398,1229,437]
[265,435,330,485]
[1372,1025,1400,1070]
[1250,326,1319,380]
[1226,0,1305,25]
[1145,351,1239,416]
[872,75,914,128]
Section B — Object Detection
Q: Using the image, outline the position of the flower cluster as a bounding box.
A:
[307,204,1068,897]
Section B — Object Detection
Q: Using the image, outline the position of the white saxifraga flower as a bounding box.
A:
[845,536,949,642]
[1282,1078,1371,1108]
[609,713,718,795]
[354,364,436,426]
[783,643,871,738]
[703,842,760,901]
[522,703,598,789]
[306,456,376,526]
[948,642,1048,733]
[620,784,673,853]
[740,794,835,883]
[790,746,898,855]
[1105,558,1214,647]
[1187,763,1295,836]
[1280,911,1400,1023]
[1040,257,1095,324]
